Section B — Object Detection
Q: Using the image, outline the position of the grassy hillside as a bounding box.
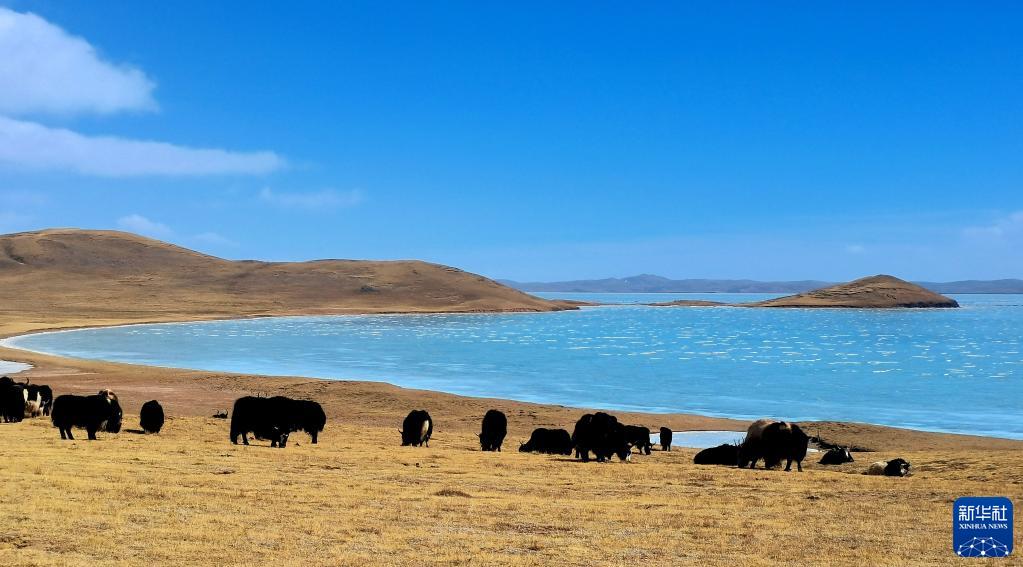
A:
[0,228,572,325]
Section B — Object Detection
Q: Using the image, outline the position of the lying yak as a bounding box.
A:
[738,419,810,471]
[140,400,165,434]
[660,427,673,451]
[51,389,123,440]
[866,458,911,477]
[518,427,573,455]
[478,409,507,452]
[694,443,740,465]
[624,425,653,455]
[0,380,25,423]
[400,409,433,447]
[572,412,632,462]
[819,447,854,465]
[230,396,326,448]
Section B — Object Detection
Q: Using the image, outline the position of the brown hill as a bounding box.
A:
[753,275,959,308]
[0,229,573,324]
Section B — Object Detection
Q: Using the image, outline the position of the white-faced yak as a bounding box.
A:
[140,400,165,434]
[866,458,911,477]
[659,427,673,451]
[518,427,573,455]
[819,447,854,465]
[694,443,740,465]
[478,409,507,451]
[737,419,810,471]
[400,409,433,447]
[51,390,123,440]
[571,412,632,462]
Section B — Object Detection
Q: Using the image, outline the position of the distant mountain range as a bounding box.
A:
[498,274,1023,294]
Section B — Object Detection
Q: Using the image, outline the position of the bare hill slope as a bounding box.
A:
[0,229,571,323]
[753,275,960,308]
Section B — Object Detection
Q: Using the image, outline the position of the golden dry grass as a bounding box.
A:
[2,415,1020,566]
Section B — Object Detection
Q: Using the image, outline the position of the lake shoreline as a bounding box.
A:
[2,310,1021,450]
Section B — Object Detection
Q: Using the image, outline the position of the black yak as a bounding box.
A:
[139,400,165,434]
[694,443,740,465]
[51,390,123,440]
[0,381,25,423]
[624,425,653,455]
[230,396,325,448]
[659,427,673,451]
[518,427,573,455]
[572,412,632,462]
[866,458,911,477]
[291,399,326,444]
[400,409,433,447]
[478,409,507,452]
[738,419,809,471]
[819,447,854,465]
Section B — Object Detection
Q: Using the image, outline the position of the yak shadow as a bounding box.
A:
[123,428,151,435]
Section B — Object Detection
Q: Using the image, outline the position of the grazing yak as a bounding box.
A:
[25,384,53,417]
[694,443,740,465]
[660,427,673,451]
[624,425,653,455]
[230,396,326,448]
[140,400,165,434]
[572,412,632,462]
[819,447,854,465]
[1,380,26,423]
[478,409,508,452]
[518,427,573,455]
[400,409,433,447]
[738,419,810,471]
[866,458,911,477]
[51,389,123,440]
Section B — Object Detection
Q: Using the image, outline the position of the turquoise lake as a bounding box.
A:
[4,293,1022,439]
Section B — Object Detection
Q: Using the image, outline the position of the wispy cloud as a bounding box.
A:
[845,244,866,254]
[117,214,172,238]
[259,187,364,210]
[962,211,1023,241]
[0,116,284,176]
[192,231,238,247]
[0,7,156,116]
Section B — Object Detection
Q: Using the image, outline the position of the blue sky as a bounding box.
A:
[0,2,1021,281]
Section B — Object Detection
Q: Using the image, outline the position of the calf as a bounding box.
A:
[624,425,653,455]
[478,409,508,452]
[51,390,123,440]
[694,443,740,465]
[659,427,673,451]
[819,447,854,465]
[140,400,165,434]
[400,410,433,447]
[866,458,911,477]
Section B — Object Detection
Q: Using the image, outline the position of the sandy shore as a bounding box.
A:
[2,314,1020,452]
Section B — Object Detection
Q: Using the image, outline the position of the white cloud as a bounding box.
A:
[192,231,238,247]
[117,214,172,238]
[0,7,156,116]
[0,116,285,176]
[259,187,364,210]
[962,211,1023,241]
